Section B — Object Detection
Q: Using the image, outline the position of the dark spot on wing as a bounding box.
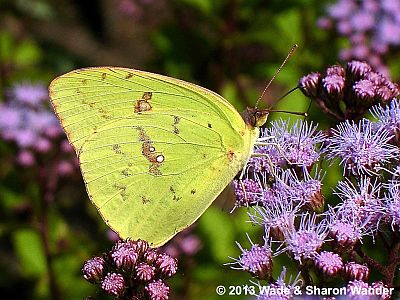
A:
[227,149,235,162]
[135,126,147,142]
[141,195,150,204]
[134,126,164,176]
[134,100,152,113]
[173,116,180,134]
[113,183,128,201]
[98,107,111,119]
[173,195,182,201]
[148,165,162,176]
[174,116,181,124]
[102,73,107,80]
[169,185,181,201]
[208,123,212,128]
[142,92,152,100]
[122,168,133,177]
[191,189,196,194]
[126,72,133,79]
[134,92,153,113]
[112,144,123,154]
[82,98,95,108]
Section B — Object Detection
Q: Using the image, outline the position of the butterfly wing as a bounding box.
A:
[49,67,258,246]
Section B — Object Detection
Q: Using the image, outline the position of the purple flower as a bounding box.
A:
[275,169,324,211]
[322,74,345,99]
[370,281,392,300]
[335,177,385,234]
[321,0,400,74]
[82,256,105,283]
[17,150,35,167]
[326,119,398,175]
[346,280,370,300]
[154,253,177,278]
[162,227,202,257]
[145,279,169,300]
[347,60,372,80]
[249,196,299,241]
[327,65,346,76]
[384,181,400,231]
[298,72,321,98]
[56,160,75,176]
[232,178,263,207]
[327,0,355,19]
[254,267,302,300]
[0,82,68,170]
[101,272,125,297]
[252,119,324,170]
[229,236,273,280]
[344,262,370,281]
[300,61,399,120]
[135,262,155,281]
[10,83,48,106]
[314,251,344,277]
[279,213,328,262]
[353,79,376,103]
[111,240,138,270]
[144,248,159,264]
[14,129,37,148]
[134,239,150,256]
[0,106,21,130]
[370,98,400,144]
[325,207,366,247]
[350,10,375,31]
[376,17,400,46]
[179,235,201,256]
[83,239,178,298]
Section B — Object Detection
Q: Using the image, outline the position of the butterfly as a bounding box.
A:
[49,67,270,247]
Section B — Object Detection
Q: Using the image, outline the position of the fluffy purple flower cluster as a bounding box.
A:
[0,82,77,174]
[82,239,177,300]
[230,94,400,298]
[318,0,400,75]
[298,60,399,121]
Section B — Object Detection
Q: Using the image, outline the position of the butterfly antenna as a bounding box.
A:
[255,44,298,108]
[276,86,299,103]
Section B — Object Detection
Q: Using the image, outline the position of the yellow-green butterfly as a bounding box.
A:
[49,67,269,247]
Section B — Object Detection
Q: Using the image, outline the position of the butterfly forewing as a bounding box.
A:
[49,67,259,246]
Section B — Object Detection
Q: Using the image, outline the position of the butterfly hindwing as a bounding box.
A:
[49,67,258,246]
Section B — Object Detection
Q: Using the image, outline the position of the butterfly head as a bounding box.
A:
[242,107,269,128]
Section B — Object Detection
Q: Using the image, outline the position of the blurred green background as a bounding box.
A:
[1,1,399,299]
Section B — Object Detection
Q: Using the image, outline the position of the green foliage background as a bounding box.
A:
[1,1,398,299]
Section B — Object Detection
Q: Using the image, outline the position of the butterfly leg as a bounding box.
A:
[256,135,276,142]
[235,137,292,208]
[254,141,292,167]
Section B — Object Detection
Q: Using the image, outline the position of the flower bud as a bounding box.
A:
[82,256,105,283]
